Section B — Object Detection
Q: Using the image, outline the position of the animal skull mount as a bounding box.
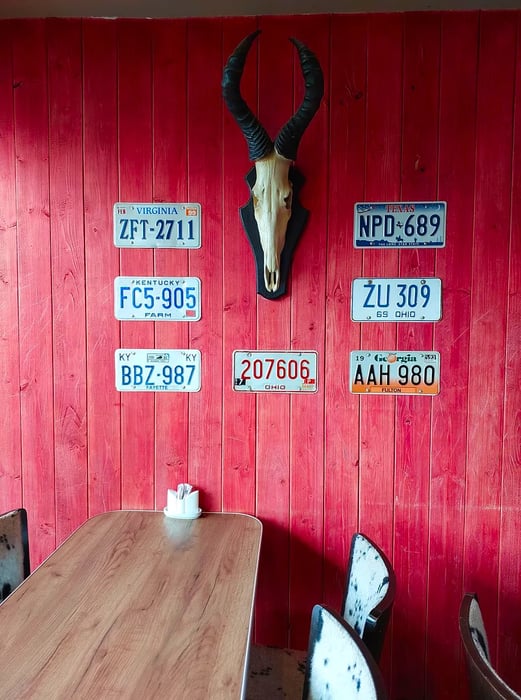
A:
[222,30,324,299]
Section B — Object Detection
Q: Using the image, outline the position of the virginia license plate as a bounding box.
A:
[114,277,201,321]
[115,349,201,392]
[354,202,446,248]
[350,351,440,395]
[233,351,318,393]
[351,278,441,321]
[114,203,201,248]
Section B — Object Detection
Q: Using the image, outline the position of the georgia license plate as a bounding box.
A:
[350,351,440,395]
[114,203,201,248]
[114,277,201,321]
[353,202,446,248]
[351,278,441,321]
[233,351,318,392]
[115,349,201,392]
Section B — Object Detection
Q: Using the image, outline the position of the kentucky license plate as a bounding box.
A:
[351,278,441,321]
[115,349,201,392]
[354,202,446,248]
[114,203,201,248]
[350,351,440,395]
[114,277,201,321]
[233,351,318,392]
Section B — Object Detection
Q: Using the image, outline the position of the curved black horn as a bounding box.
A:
[274,38,324,162]
[222,30,273,161]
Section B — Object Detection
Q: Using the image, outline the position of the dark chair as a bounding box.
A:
[246,532,395,698]
[459,593,521,700]
[0,508,30,602]
[341,532,396,662]
[303,604,388,700]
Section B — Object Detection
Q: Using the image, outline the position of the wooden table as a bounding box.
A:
[0,510,262,699]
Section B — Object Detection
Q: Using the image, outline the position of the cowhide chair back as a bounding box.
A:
[0,508,30,603]
[342,532,396,662]
[459,593,521,700]
[303,604,387,700]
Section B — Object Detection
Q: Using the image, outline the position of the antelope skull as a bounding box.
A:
[222,30,324,296]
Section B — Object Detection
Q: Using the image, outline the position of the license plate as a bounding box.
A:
[114,203,201,248]
[354,202,446,248]
[351,278,441,321]
[115,349,201,392]
[350,351,440,395]
[114,277,201,321]
[233,351,318,393]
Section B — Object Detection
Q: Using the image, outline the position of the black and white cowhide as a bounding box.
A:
[0,510,26,602]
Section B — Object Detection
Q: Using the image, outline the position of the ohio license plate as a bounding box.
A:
[115,349,201,392]
[233,351,318,393]
[114,277,201,321]
[350,351,440,395]
[351,278,441,321]
[114,203,201,248]
[354,202,446,248]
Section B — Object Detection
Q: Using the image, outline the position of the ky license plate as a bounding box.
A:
[233,351,318,393]
[350,351,440,395]
[114,203,201,248]
[351,278,441,321]
[354,202,446,248]
[114,277,201,321]
[115,349,201,392]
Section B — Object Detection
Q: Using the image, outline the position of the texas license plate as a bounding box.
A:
[354,202,446,248]
[351,278,441,321]
[114,203,201,248]
[350,351,440,395]
[114,277,201,321]
[115,349,201,392]
[233,351,318,392]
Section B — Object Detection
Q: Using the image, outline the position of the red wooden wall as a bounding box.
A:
[0,11,519,699]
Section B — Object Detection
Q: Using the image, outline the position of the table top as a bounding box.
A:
[0,510,262,700]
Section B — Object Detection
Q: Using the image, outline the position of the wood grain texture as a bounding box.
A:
[83,19,121,516]
[0,21,22,511]
[0,511,262,700]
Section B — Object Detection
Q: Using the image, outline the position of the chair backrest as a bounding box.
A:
[341,532,396,662]
[303,604,388,700]
[459,593,521,700]
[0,508,30,602]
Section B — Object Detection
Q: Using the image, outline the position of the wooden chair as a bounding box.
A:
[341,532,396,662]
[246,533,395,698]
[459,593,521,700]
[0,508,30,603]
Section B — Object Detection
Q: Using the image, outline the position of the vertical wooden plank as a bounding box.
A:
[0,21,22,511]
[186,19,224,508]
[12,19,56,565]
[428,12,478,700]
[222,17,258,515]
[118,20,155,509]
[464,9,516,665]
[324,12,366,610]
[393,12,440,700]
[152,19,190,510]
[83,19,121,516]
[47,18,87,544]
[359,12,403,682]
[253,16,294,647]
[287,13,329,650]
[497,10,521,692]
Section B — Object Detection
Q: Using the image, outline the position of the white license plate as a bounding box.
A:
[354,202,446,248]
[351,278,441,321]
[350,351,440,395]
[115,349,201,392]
[233,351,318,393]
[114,203,201,248]
[114,277,201,321]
